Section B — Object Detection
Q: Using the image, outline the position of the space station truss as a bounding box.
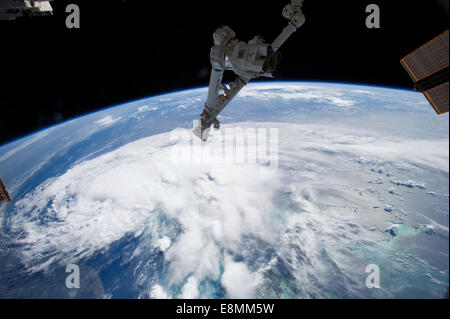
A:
[0,0,53,20]
[401,30,449,115]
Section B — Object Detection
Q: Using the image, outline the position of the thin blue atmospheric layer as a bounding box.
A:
[0,81,427,149]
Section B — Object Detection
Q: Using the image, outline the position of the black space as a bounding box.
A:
[0,0,448,145]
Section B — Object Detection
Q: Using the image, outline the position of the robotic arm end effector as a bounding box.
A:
[213,26,235,46]
[282,0,305,28]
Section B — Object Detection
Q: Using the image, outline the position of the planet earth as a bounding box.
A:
[0,82,448,299]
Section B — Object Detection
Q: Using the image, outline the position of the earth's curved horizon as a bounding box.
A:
[0,82,448,298]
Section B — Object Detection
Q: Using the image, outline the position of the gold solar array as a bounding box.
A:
[424,81,449,115]
[401,30,449,115]
[0,177,11,203]
[401,30,449,82]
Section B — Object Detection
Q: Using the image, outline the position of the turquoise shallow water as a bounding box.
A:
[351,223,448,298]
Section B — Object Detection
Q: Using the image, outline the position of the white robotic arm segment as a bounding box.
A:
[206,68,225,109]
[213,26,236,46]
[194,76,249,141]
[272,0,306,52]
[285,0,304,15]
[210,46,226,70]
[206,27,236,115]
[228,37,278,78]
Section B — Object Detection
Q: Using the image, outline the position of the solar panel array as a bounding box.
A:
[401,30,448,82]
[401,30,449,115]
[0,177,11,203]
[424,81,449,115]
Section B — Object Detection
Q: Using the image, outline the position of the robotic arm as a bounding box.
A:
[272,0,306,52]
[193,0,306,141]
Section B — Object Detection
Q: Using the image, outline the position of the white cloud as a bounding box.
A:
[179,276,200,299]
[95,115,122,127]
[238,84,356,107]
[156,236,172,252]
[149,285,169,299]
[221,256,263,298]
[0,129,53,162]
[9,122,449,297]
[137,105,158,113]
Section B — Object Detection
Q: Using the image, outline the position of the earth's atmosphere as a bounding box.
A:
[0,82,448,298]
